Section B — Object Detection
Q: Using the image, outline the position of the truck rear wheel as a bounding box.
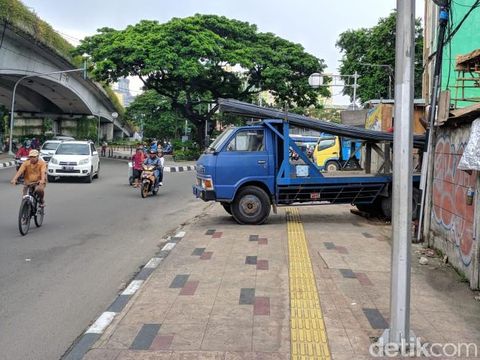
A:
[380,188,421,220]
[231,186,271,225]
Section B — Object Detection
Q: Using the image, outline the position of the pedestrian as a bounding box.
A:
[131,147,146,187]
[101,140,108,157]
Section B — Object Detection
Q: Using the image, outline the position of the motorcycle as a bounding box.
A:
[15,156,28,183]
[140,164,158,198]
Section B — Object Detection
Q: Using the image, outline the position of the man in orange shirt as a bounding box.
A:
[11,149,47,206]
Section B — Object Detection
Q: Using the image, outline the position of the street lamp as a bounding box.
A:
[8,54,90,155]
[308,71,360,109]
[359,63,394,99]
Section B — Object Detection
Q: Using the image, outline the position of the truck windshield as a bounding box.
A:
[205,128,235,153]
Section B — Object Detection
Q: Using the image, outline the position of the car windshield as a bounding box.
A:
[42,142,60,150]
[205,128,235,153]
[56,143,90,155]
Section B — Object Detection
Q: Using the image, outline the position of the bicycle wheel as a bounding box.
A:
[18,199,31,236]
[34,205,44,227]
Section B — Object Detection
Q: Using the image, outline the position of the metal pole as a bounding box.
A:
[385,0,415,346]
[98,115,101,145]
[8,68,86,156]
[388,71,393,100]
[352,71,359,109]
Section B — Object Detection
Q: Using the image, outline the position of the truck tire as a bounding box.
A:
[231,186,271,225]
[221,202,232,215]
[380,188,421,220]
[325,161,340,172]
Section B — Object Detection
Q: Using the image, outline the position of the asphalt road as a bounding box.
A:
[0,159,206,360]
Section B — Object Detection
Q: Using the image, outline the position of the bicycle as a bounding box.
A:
[17,182,44,236]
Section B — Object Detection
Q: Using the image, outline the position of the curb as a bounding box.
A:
[0,160,15,169]
[62,231,187,360]
[101,155,196,172]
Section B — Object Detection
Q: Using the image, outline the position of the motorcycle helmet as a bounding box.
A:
[25,140,32,147]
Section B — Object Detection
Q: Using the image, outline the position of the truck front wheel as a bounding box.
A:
[325,161,340,172]
[231,186,271,225]
[221,202,232,215]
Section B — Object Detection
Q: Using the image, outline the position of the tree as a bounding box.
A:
[336,11,423,103]
[125,90,184,140]
[74,14,328,146]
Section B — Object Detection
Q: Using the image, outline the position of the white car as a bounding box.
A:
[40,140,62,162]
[47,141,100,183]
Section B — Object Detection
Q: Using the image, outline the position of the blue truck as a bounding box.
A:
[192,99,424,225]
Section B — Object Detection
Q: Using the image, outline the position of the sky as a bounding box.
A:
[22,0,425,105]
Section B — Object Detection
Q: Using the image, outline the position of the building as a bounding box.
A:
[113,78,135,107]
[423,0,480,289]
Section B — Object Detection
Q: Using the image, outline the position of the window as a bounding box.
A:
[226,130,264,152]
[56,143,90,155]
[317,138,335,151]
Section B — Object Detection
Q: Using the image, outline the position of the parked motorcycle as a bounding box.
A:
[140,164,158,198]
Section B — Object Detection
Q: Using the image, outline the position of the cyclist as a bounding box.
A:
[10,149,47,207]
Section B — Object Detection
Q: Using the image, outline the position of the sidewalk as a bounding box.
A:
[72,204,480,360]
[0,152,15,168]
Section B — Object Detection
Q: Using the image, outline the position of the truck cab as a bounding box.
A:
[313,136,362,171]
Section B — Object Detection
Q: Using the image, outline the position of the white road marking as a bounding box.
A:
[145,257,162,268]
[121,280,144,295]
[85,312,116,334]
[161,242,176,251]
[175,231,186,238]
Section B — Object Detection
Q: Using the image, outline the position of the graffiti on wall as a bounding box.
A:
[432,132,476,267]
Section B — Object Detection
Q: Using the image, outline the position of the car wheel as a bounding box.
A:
[84,168,93,183]
[94,164,100,179]
[47,175,56,183]
[231,186,270,225]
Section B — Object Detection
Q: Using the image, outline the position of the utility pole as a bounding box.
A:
[352,71,359,109]
[382,0,415,348]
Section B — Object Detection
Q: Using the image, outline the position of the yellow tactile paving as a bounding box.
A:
[287,208,331,360]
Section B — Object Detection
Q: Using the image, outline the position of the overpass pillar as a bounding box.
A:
[103,123,114,141]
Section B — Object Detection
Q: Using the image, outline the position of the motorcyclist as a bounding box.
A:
[10,149,47,206]
[143,149,164,189]
[16,140,32,158]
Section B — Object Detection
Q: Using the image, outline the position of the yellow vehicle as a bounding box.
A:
[313,136,361,171]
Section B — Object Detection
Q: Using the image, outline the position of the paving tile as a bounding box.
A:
[258,238,268,245]
[205,229,216,235]
[249,235,259,241]
[83,349,121,360]
[212,232,223,238]
[339,269,357,279]
[324,242,336,249]
[362,232,374,238]
[200,251,213,260]
[202,324,252,352]
[170,351,226,359]
[116,350,173,359]
[245,256,257,265]
[253,297,270,316]
[150,335,175,350]
[239,288,255,305]
[225,352,289,360]
[256,260,269,270]
[160,322,207,350]
[169,274,190,288]
[362,308,388,329]
[192,248,206,256]
[335,246,349,254]
[130,324,161,350]
[179,281,199,296]
[355,272,373,286]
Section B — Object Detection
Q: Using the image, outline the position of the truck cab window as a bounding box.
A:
[317,138,335,151]
[226,130,264,151]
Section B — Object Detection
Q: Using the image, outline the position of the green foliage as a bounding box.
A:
[126,90,186,140]
[0,0,77,65]
[171,140,201,161]
[76,117,98,141]
[336,11,423,103]
[74,14,329,147]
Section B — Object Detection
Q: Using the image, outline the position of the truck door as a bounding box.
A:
[215,129,272,200]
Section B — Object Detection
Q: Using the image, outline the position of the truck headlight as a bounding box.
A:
[202,178,214,190]
[79,158,90,165]
[50,157,59,164]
